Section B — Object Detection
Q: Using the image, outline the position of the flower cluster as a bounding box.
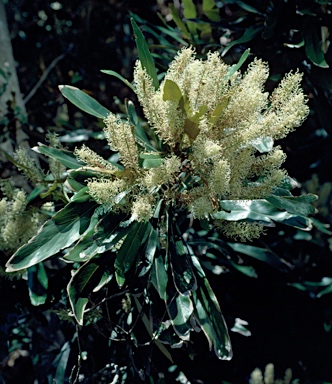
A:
[77,47,309,240]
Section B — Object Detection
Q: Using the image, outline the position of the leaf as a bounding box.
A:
[68,254,113,325]
[133,296,174,363]
[228,259,257,278]
[125,100,156,152]
[163,79,183,104]
[33,145,84,169]
[52,341,71,384]
[169,237,197,295]
[214,199,312,230]
[59,85,110,118]
[169,4,191,41]
[203,0,220,22]
[251,136,274,153]
[6,201,97,271]
[266,194,317,216]
[70,187,90,203]
[183,0,198,36]
[167,293,194,339]
[152,254,168,301]
[192,255,232,360]
[131,18,159,90]
[138,227,159,277]
[228,243,291,271]
[222,27,263,56]
[100,70,135,92]
[303,25,329,68]
[114,221,150,287]
[27,263,48,306]
[226,48,250,78]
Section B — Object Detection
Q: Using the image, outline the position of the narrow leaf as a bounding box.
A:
[33,145,84,169]
[100,70,135,92]
[131,18,159,90]
[222,27,263,56]
[28,263,48,306]
[68,254,113,325]
[59,85,110,118]
[6,201,97,271]
[303,25,329,68]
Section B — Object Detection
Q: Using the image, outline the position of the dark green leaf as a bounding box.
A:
[27,186,47,203]
[228,260,257,278]
[303,25,329,68]
[169,4,191,41]
[228,243,291,271]
[28,263,48,306]
[114,221,150,287]
[6,201,97,271]
[226,48,250,78]
[192,256,232,360]
[266,194,317,216]
[152,254,168,301]
[222,27,263,56]
[100,70,135,92]
[131,18,159,90]
[70,187,90,203]
[59,85,110,118]
[52,342,71,384]
[167,293,193,339]
[68,254,113,325]
[139,227,159,277]
[33,145,83,169]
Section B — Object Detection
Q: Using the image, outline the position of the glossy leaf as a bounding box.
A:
[167,293,193,339]
[152,254,168,301]
[139,227,159,277]
[114,221,150,287]
[266,194,317,216]
[131,18,159,90]
[303,25,329,68]
[100,70,135,92]
[228,243,291,271]
[70,187,90,203]
[59,85,110,118]
[27,263,48,306]
[68,254,113,325]
[6,201,97,271]
[33,145,83,169]
[192,256,232,360]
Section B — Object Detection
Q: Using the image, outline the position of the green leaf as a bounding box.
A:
[226,48,250,78]
[152,254,168,301]
[228,259,257,278]
[114,221,150,287]
[228,243,291,271]
[70,187,90,203]
[222,27,263,56]
[303,25,329,68]
[133,296,174,363]
[131,18,159,90]
[68,254,113,325]
[59,85,110,118]
[192,255,232,360]
[266,194,317,216]
[214,199,313,230]
[167,294,194,339]
[52,342,71,384]
[139,227,159,277]
[203,0,220,22]
[33,145,83,169]
[27,263,48,306]
[169,4,191,41]
[6,201,97,271]
[163,79,183,104]
[125,100,156,152]
[27,186,47,203]
[183,0,198,36]
[100,70,135,92]
[169,237,197,295]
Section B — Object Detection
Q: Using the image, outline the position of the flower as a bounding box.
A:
[76,47,309,240]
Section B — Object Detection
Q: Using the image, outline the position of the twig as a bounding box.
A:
[23,45,72,104]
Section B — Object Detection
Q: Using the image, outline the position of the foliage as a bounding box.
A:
[1,1,332,383]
